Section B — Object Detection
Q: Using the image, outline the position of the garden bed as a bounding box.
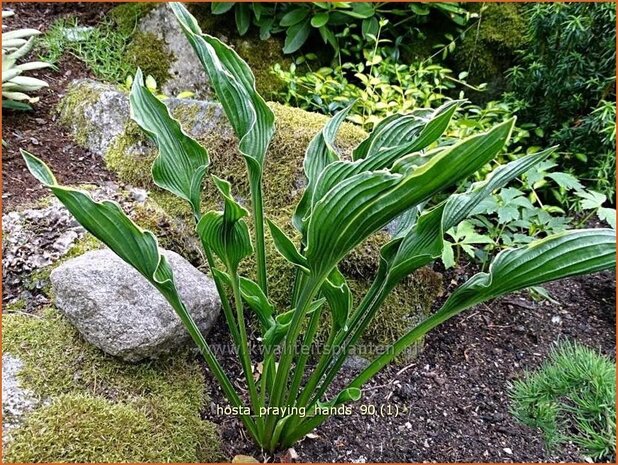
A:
[205,266,615,462]
[2,2,616,463]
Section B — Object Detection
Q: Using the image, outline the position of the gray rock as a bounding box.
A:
[50,249,220,362]
[61,80,131,156]
[342,355,370,372]
[138,4,212,100]
[2,354,39,444]
[61,79,229,159]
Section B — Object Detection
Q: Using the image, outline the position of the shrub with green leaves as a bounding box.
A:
[209,2,471,56]
[505,2,616,199]
[444,161,617,269]
[22,3,616,452]
[509,341,616,461]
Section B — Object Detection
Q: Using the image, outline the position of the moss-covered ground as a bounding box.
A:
[3,308,222,463]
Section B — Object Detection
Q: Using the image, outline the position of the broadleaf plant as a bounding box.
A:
[22,3,616,452]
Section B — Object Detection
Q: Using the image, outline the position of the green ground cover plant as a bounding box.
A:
[509,341,616,461]
[21,3,616,451]
[36,4,164,85]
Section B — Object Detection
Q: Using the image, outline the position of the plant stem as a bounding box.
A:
[262,276,323,445]
[165,291,259,442]
[229,269,263,433]
[251,178,269,296]
[284,307,325,406]
[304,278,391,409]
[203,249,242,347]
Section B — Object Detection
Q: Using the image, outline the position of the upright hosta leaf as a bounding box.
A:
[321,267,352,332]
[196,176,252,272]
[352,228,616,387]
[170,2,274,178]
[443,229,616,313]
[214,269,276,331]
[22,151,175,291]
[385,148,556,285]
[293,105,353,235]
[22,150,257,437]
[267,219,309,272]
[308,102,461,214]
[305,119,515,277]
[129,69,209,218]
[352,100,462,162]
[263,298,326,347]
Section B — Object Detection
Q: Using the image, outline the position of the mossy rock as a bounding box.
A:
[59,82,443,362]
[108,2,157,36]
[2,309,221,462]
[451,3,526,96]
[124,31,173,86]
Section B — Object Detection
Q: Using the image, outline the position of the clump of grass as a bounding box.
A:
[36,16,134,83]
[36,3,159,84]
[509,340,616,461]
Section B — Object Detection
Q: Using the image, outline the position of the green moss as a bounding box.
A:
[57,82,106,147]
[108,2,156,36]
[104,120,157,187]
[452,3,526,87]
[3,309,221,462]
[4,298,27,313]
[130,194,201,263]
[124,32,173,86]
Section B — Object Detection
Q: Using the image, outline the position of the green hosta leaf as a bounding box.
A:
[170,2,274,178]
[305,119,516,277]
[215,269,275,331]
[293,104,353,235]
[267,219,309,272]
[385,149,555,285]
[353,100,461,161]
[316,387,361,410]
[21,150,190,321]
[440,229,616,315]
[263,298,326,347]
[321,267,352,332]
[129,69,209,219]
[196,176,252,272]
[353,229,616,387]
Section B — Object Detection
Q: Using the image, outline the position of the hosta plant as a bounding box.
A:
[22,3,616,452]
[2,10,52,110]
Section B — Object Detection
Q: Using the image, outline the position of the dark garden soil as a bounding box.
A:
[2,3,616,464]
[204,268,616,463]
[2,2,117,212]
